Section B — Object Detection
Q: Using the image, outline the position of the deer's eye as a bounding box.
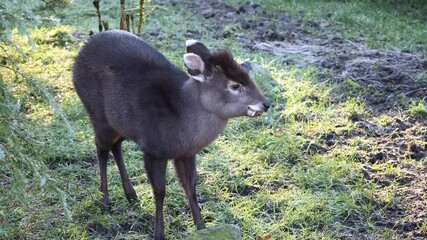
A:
[230,83,241,91]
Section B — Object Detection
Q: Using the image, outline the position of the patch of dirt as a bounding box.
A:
[362,162,427,239]
[164,0,427,239]
[320,116,426,238]
[322,117,427,162]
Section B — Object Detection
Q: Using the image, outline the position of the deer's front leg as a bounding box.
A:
[144,153,168,240]
[174,155,206,230]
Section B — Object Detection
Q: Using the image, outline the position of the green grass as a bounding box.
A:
[0,0,426,239]
[409,101,427,117]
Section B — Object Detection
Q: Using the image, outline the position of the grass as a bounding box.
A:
[1,0,426,239]
[226,0,427,55]
[409,101,427,117]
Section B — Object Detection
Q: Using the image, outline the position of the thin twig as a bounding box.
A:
[130,0,135,34]
[126,14,130,31]
[404,87,427,96]
[92,0,103,32]
[102,21,109,31]
[137,0,145,36]
[120,0,127,31]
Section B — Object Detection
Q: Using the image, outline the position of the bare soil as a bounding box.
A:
[160,0,427,239]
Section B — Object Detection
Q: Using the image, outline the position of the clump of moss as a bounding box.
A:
[40,0,71,10]
[35,29,75,47]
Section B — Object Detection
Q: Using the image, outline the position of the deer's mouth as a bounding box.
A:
[247,105,264,117]
[247,109,262,117]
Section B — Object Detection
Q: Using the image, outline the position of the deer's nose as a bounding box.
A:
[263,101,270,111]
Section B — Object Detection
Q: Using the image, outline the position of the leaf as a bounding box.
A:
[40,175,47,187]
[257,235,272,240]
[345,78,362,89]
[58,188,73,220]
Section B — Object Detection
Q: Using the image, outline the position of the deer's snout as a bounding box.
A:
[263,101,270,112]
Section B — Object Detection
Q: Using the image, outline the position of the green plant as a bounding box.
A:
[0,0,42,45]
[409,101,427,117]
[416,71,427,84]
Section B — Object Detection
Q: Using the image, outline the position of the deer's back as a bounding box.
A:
[72,31,189,148]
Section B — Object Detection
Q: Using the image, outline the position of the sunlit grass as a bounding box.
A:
[1,0,425,239]
[1,25,374,238]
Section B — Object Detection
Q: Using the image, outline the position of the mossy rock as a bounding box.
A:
[186,224,241,240]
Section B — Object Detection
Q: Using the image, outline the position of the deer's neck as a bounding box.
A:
[176,80,228,157]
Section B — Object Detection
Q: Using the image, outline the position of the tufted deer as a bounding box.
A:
[72,30,269,239]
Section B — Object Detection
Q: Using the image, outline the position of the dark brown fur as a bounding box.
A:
[210,49,251,86]
[72,30,269,240]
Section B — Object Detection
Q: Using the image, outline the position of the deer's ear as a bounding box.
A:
[183,53,205,82]
[186,39,212,62]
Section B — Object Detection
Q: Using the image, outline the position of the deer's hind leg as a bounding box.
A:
[111,139,138,201]
[93,124,120,208]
